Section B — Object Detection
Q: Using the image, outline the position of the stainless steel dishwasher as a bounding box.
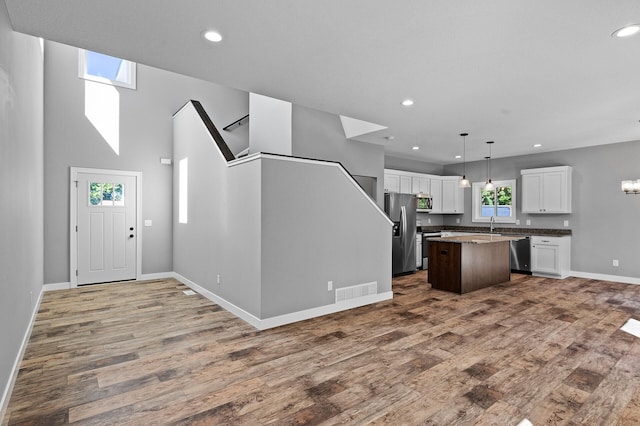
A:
[510,236,532,274]
[422,232,441,270]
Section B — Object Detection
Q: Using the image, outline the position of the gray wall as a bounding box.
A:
[173,104,262,316]
[261,158,391,318]
[0,2,44,411]
[43,41,249,283]
[292,105,385,207]
[174,102,391,321]
[385,155,444,175]
[442,140,640,278]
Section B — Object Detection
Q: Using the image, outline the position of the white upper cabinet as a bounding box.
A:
[411,177,430,195]
[384,171,412,194]
[384,170,463,214]
[441,177,464,214]
[399,175,412,194]
[383,173,400,193]
[429,178,443,213]
[521,166,572,213]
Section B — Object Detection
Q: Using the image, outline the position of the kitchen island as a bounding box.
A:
[427,234,522,294]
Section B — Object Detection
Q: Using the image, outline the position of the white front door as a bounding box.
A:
[76,172,137,285]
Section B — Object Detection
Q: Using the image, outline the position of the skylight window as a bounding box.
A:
[79,49,136,89]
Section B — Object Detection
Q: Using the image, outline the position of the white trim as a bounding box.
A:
[139,272,175,281]
[0,285,44,421]
[43,282,71,291]
[569,271,640,285]
[70,167,142,287]
[173,272,393,331]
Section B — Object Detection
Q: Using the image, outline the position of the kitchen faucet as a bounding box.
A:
[490,216,495,233]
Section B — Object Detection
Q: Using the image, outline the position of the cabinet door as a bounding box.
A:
[542,172,568,213]
[441,178,463,213]
[430,178,443,213]
[384,174,400,193]
[412,177,430,195]
[399,175,412,194]
[531,243,559,274]
[521,174,543,213]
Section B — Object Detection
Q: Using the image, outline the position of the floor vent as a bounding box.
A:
[335,282,377,303]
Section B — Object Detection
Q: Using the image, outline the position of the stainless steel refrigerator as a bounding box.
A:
[384,192,417,276]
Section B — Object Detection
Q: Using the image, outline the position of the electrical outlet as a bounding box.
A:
[526,220,531,226]
[144,220,152,227]
[456,218,460,224]
[217,274,221,284]
[428,218,431,224]
[563,220,569,227]
[613,260,619,267]
[328,281,333,291]
[515,219,520,225]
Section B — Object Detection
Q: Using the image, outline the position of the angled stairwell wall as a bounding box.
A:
[173,100,392,329]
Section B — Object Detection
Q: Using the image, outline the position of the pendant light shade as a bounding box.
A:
[484,141,495,191]
[459,132,471,188]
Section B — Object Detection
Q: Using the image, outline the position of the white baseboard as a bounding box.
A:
[570,271,640,285]
[139,272,175,281]
[43,282,71,291]
[173,272,393,330]
[0,285,44,422]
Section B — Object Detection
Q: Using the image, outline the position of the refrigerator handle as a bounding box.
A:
[400,206,407,243]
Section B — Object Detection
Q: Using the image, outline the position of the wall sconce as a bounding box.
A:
[621,179,640,194]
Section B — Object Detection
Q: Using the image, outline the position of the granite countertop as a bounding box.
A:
[427,234,525,244]
[419,225,571,237]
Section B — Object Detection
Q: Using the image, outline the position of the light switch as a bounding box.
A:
[144,220,152,227]
[515,219,520,225]
[563,220,569,227]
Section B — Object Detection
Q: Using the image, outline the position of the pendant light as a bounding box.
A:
[459,133,471,188]
[484,141,495,191]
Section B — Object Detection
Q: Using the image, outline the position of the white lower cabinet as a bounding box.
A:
[531,236,571,278]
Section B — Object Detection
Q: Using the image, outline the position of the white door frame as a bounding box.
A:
[70,167,142,287]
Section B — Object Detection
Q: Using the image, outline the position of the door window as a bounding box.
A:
[89,182,125,207]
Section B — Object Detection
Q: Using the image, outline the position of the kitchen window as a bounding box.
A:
[471,179,516,223]
[79,49,137,89]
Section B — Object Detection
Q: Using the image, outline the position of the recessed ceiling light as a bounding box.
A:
[412,146,420,150]
[612,24,640,38]
[532,144,542,148]
[455,155,462,159]
[402,99,414,106]
[203,31,223,42]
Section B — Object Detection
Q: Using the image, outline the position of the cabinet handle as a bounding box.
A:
[541,240,550,243]
[440,250,448,255]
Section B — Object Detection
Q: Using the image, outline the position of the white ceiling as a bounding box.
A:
[5,0,640,164]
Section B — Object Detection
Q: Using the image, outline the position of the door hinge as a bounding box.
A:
[75,270,78,276]
[75,181,78,188]
[75,225,78,232]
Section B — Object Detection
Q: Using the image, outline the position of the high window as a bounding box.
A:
[79,49,136,89]
[472,179,516,223]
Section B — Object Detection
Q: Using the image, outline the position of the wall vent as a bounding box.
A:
[335,282,377,303]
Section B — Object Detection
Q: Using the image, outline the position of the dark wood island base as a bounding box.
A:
[428,238,511,294]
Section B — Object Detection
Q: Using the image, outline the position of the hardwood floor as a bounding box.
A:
[4,272,640,425]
